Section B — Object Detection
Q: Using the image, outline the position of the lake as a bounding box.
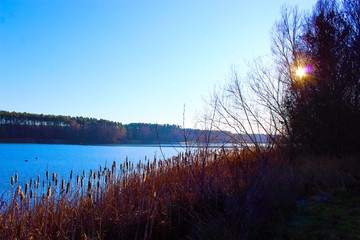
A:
[0,143,183,197]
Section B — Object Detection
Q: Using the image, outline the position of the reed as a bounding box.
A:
[0,147,354,239]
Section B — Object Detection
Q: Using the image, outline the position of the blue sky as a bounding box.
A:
[0,0,316,127]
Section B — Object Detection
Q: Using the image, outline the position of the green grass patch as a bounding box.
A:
[281,183,360,240]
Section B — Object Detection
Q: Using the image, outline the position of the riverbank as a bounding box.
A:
[0,148,358,239]
[281,182,360,239]
[274,156,360,239]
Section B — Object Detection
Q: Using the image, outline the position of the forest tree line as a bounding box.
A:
[0,111,237,144]
[0,111,127,144]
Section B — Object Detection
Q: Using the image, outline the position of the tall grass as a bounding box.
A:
[1,147,355,239]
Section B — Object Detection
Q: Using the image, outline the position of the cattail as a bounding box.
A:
[24,183,28,195]
[15,173,18,183]
[52,172,56,182]
[88,193,93,199]
[16,185,21,195]
[106,169,111,181]
[34,180,38,189]
[93,172,96,181]
[106,173,109,184]
[30,190,33,198]
[29,178,33,188]
[37,174,40,183]
[143,172,147,183]
[97,181,100,190]
[77,175,80,184]
[88,180,92,192]
[46,170,49,181]
[66,182,71,194]
[61,179,65,192]
[70,170,73,180]
[82,170,86,179]
[47,187,51,198]
[10,176,14,187]
[20,192,25,201]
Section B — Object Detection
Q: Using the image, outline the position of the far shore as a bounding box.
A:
[0,139,263,148]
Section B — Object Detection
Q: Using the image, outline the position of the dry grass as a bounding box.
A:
[1,147,356,239]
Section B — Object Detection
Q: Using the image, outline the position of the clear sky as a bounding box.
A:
[0,0,316,127]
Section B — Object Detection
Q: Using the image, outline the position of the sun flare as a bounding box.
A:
[296,66,306,78]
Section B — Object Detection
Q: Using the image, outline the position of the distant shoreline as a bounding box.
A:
[0,140,245,148]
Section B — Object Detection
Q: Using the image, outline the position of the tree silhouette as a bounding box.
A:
[286,0,360,154]
[210,0,360,158]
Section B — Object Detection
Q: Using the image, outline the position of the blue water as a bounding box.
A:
[0,143,182,197]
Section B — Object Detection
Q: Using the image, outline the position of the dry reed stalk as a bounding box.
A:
[88,181,92,192]
[15,185,21,197]
[46,187,51,198]
[66,182,71,194]
[10,176,14,186]
[1,149,274,239]
[24,184,28,195]
[61,179,65,193]
[19,192,24,201]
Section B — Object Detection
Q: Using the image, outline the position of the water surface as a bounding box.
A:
[0,143,182,196]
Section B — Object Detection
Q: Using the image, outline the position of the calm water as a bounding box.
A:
[0,143,182,196]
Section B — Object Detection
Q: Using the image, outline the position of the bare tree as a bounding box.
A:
[206,6,304,160]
